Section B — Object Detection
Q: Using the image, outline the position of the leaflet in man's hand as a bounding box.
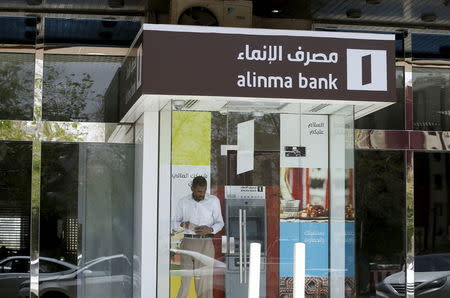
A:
[185,222,198,233]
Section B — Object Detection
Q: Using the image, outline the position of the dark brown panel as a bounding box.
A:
[266,186,280,298]
[142,29,396,102]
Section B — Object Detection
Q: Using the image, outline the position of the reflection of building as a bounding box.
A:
[413,72,450,131]
[65,218,78,261]
[0,2,450,298]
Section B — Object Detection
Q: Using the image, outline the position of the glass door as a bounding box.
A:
[221,109,279,298]
[166,98,354,298]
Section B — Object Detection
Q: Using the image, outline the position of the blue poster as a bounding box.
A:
[280,221,329,277]
[279,221,355,278]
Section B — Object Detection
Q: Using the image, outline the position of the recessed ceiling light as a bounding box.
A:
[172,100,186,110]
[252,111,265,117]
[346,9,362,19]
[421,12,437,22]
[271,9,281,14]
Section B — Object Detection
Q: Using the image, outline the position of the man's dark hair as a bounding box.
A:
[192,176,207,187]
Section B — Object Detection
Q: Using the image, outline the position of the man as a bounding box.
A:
[173,176,224,298]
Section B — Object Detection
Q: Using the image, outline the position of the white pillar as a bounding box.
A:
[329,108,354,298]
[248,243,261,298]
[293,242,306,298]
[134,111,160,298]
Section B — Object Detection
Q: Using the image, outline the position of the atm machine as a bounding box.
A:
[222,186,267,297]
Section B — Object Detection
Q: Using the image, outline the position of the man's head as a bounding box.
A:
[191,176,207,201]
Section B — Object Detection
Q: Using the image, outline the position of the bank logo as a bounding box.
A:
[346,49,387,91]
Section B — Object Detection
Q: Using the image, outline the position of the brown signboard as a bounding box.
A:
[140,25,396,103]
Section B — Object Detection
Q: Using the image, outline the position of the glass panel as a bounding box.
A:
[355,151,405,297]
[0,16,36,45]
[42,55,122,122]
[0,17,36,120]
[166,99,355,297]
[35,142,134,298]
[355,67,405,130]
[0,141,32,298]
[0,51,35,121]
[414,153,450,297]
[169,108,223,298]
[42,18,141,123]
[412,33,450,61]
[44,18,141,47]
[329,106,355,297]
[413,67,450,131]
[0,16,36,121]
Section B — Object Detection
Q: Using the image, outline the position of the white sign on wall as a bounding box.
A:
[237,120,254,174]
[280,114,328,168]
[225,185,265,200]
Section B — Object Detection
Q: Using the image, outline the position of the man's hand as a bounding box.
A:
[195,225,213,235]
[180,222,190,229]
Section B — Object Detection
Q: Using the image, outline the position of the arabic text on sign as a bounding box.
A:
[237,44,339,66]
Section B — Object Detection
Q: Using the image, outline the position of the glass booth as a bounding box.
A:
[155,98,357,298]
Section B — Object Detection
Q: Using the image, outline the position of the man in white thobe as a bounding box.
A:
[173,176,224,298]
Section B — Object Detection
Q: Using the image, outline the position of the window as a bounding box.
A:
[39,260,72,273]
[413,68,450,131]
[2,259,30,273]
